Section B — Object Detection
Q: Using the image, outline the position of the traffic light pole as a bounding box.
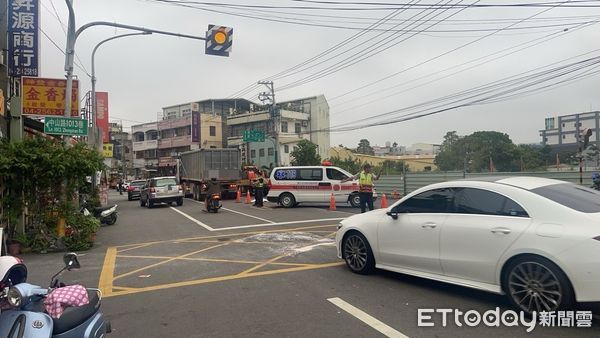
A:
[63,0,206,125]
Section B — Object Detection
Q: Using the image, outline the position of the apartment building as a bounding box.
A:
[227,95,330,168]
[540,111,600,151]
[132,113,222,177]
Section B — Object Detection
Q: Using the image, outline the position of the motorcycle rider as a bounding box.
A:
[204,177,221,211]
[592,172,600,190]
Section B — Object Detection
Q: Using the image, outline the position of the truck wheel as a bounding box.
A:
[279,193,296,208]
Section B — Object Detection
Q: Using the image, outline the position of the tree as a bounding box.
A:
[374,160,409,175]
[434,131,550,172]
[435,131,466,171]
[330,156,362,174]
[356,139,374,155]
[290,139,321,166]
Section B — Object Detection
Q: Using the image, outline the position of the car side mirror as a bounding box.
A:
[386,210,398,220]
[63,253,80,271]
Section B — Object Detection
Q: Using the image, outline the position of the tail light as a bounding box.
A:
[128,186,134,191]
[229,184,236,189]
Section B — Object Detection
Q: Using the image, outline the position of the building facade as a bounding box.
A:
[132,112,222,177]
[227,95,330,168]
[540,111,600,151]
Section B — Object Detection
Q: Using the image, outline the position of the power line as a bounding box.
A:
[328,0,576,102]
[147,0,600,9]
[277,0,476,91]
[227,0,420,98]
[40,27,91,76]
[40,0,91,77]
[326,50,600,132]
[331,19,599,114]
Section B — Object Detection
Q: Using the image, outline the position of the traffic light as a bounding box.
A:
[581,128,593,149]
[205,25,233,57]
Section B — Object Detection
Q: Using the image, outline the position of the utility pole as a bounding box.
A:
[258,81,278,166]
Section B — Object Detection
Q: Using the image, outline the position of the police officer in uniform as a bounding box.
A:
[343,163,379,213]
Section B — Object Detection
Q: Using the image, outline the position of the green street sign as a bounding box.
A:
[243,129,265,142]
[44,117,88,136]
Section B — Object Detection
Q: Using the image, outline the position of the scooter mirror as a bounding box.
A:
[63,253,81,271]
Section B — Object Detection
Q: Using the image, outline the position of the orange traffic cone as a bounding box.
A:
[245,190,252,204]
[236,188,241,203]
[329,192,336,211]
[380,193,388,208]
[393,189,399,199]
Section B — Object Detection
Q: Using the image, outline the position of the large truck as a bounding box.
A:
[179,148,251,200]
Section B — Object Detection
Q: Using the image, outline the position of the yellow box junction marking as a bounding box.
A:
[98,225,342,298]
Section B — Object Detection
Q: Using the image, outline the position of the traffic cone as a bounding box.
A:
[380,193,388,208]
[236,188,241,203]
[329,192,336,211]
[393,189,399,199]
[245,190,252,204]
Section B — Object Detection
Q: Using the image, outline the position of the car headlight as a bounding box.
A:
[337,222,343,230]
[7,287,22,307]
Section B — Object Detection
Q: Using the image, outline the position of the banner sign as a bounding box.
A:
[191,111,200,142]
[22,77,79,116]
[8,0,40,77]
[95,92,109,143]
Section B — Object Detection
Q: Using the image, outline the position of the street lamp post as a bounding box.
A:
[91,32,151,131]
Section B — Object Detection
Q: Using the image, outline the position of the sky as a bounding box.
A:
[37,0,600,148]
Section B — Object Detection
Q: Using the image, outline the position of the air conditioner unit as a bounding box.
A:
[301,120,308,127]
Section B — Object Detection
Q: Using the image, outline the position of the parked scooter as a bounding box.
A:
[206,193,222,213]
[80,199,118,225]
[0,253,111,337]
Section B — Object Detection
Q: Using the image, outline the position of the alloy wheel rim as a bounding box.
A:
[344,235,367,270]
[508,262,562,313]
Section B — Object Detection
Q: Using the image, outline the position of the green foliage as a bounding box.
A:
[435,131,550,172]
[356,139,375,155]
[0,137,104,250]
[374,160,409,175]
[64,212,101,251]
[330,156,362,174]
[290,139,322,166]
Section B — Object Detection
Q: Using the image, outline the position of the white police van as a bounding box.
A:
[267,165,377,208]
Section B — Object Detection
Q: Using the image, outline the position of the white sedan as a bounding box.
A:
[335,177,600,314]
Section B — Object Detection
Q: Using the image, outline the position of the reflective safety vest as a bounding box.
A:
[359,171,374,193]
[254,178,265,188]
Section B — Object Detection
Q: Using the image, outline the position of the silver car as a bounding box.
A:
[140,176,184,208]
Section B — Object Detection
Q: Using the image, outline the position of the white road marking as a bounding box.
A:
[327,297,409,338]
[214,218,345,231]
[169,206,344,232]
[187,199,276,224]
[169,207,214,231]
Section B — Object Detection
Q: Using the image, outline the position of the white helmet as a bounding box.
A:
[0,256,27,288]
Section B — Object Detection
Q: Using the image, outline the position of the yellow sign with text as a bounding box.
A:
[21,77,79,117]
[102,144,113,158]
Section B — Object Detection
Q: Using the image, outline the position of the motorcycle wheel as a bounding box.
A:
[106,213,117,225]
